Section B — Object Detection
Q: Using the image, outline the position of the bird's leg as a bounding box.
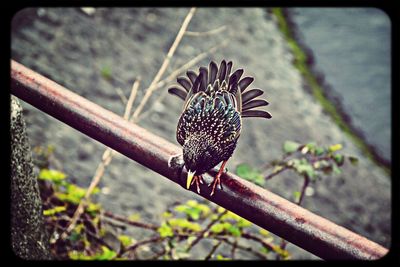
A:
[190,175,204,194]
[210,160,228,196]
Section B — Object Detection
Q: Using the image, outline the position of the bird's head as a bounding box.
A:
[182,133,218,189]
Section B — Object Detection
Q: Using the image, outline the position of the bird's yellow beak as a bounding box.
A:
[186,170,195,189]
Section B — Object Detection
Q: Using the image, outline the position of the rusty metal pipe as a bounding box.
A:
[10,60,388,260]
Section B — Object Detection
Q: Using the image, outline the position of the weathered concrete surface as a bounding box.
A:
[11,8,390,259]
[10,96,52,260]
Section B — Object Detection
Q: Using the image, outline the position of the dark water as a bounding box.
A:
[290,8,391,164]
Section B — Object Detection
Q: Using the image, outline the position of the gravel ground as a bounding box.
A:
[11,7,390,259]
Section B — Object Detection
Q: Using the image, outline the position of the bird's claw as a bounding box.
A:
[190,175,204,194]
[210,175,222,196]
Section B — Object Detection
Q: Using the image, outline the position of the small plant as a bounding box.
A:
[34,146,287,260]
[34,140,357,260]
[100,65,112,81]
[235,140,358,256]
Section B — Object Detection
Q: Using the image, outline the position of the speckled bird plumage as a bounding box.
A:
[168,59,271,195]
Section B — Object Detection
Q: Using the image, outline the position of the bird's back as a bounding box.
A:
[168,60,271,148]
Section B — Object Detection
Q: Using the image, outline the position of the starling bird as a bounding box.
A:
[168,60,271,196]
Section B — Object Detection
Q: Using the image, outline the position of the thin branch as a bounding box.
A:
[231,238,238,259]
[204,241,222,260]
[54,224,114,252]
[279,175,310,254]
[185,25,227,37]
[114,87,128,104]
[102,210,159,230]
[125,236,164,252]
[264,165,290,180]
[131,7,196,122]
[138,39,229,121]
[216,237,269,260]
[147,247,167,260]
[241,232,275,251]
[186,209,228,252]
[297,175,310,206]
[123,78,141,119]
[62,79,141,239]
[152,39,229,94]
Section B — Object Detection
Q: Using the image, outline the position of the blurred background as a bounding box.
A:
[11,7,391,259]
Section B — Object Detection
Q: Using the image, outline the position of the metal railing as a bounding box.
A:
[10,60,389,260]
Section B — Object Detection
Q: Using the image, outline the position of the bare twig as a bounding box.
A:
[131,7,196,122]
[185,25,227,37]
[123,78,140,119]
[242,232,275,251]
[125,236,164,252]
[152,39,229,93]
[204,241,222,260]
[216,237,269,260]
[102,210,159,230]
[297,175,310,206]
[264,165,290,180]
[147,247,167,260]
[231,238,238,259]
[54,224,114,252]
[186,209,228,252]
[114,87,128,104]
[138,39,230,121]
[279,175,310,254]
[62,79,141,239]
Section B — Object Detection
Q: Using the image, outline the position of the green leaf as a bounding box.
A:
[237,217,252,228]
[100,65,112,80]
[259,229,270,237]
[332,164,342,175]
[235,164,265,186]
[227,225,241,237]
[86,203,101,215]
[43,206,66,216]
[293,191,301,203]
[174,200,210,220]
[272,245,286,256]
[348,156,359,165]
[328,144,343,152]
[315,147,325,156]
[260,247,270,254]
[69,250,91,260]
[162,211,172,218]
[217,207,226,214]
[38,169,66,183]
[190,202,211,216]
[69,230,81,242]
[333,154,344,166]
[216,254,231,260]
[55,183,87,204]
[158,222,174,237]
[283,141,301,154]
[293,161,315,178]
[118,235,135,247]
[210,223,225,234]
[305,142,316,150]
[174,205,200,220]
[97,246,117,260]
[168,218,201,232]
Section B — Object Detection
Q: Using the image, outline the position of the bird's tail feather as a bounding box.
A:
[168,60,271,119]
